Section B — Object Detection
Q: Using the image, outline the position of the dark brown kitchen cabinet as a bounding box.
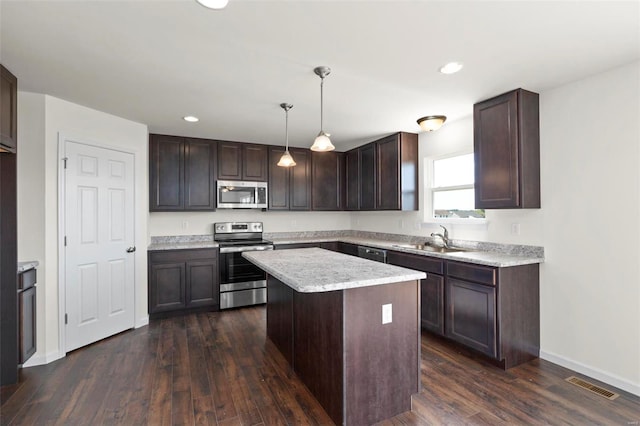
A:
[218,141,268,182]
[376,132,418,211]
[359,142,376,210]
[446,277,496,357]
[268,147,310,211]
[0,64,17,153]
[387,251,445,335]
[337,242,359,257]
[474,88,540,209]
[445,260,539,369]
[312,151,344,211]
[148,249,219,318]
[149,134,216,211]
[345,149,360,210]
[18,268,37,365]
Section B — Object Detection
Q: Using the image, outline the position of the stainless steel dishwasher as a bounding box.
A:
[357,246,388,263]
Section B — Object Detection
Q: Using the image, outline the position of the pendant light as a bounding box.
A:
[417,115,447,132]
[277,103,296,167]
[310,66,335,152]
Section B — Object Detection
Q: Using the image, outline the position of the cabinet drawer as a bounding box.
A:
[388,251,444,275]
[18,268,37,290]
[447,261,496,286]
[149,248,218,263]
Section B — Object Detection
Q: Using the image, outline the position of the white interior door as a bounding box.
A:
[64,140,135,352]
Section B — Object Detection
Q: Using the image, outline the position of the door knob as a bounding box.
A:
[126,247,136,253]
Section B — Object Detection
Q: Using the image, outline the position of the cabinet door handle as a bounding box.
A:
[126,247,136,253]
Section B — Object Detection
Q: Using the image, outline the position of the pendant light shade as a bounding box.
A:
[277,103,296,167]
[417,115,447,132]
[310,66,335,152]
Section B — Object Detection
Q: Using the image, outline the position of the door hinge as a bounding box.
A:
[65,313,68,325]
[62,157,68,169]
[64,236,67,246]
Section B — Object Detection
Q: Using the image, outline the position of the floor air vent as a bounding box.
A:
[565,376,619,400]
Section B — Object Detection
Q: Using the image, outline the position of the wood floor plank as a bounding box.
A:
[2,306,639,426]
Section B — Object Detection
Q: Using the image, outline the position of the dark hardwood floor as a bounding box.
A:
[1,306,638,425]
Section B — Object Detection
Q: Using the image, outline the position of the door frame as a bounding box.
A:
[57,134,138,355]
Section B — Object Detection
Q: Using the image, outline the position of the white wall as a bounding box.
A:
[17,93,149,364]
[149,210,350,237]
[353,62,640,395]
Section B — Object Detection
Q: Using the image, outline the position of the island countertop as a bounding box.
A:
[243,247,426,293]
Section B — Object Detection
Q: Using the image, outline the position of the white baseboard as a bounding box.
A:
[136,316,149,328]
[21,350,65,368]
[540,350,640,397]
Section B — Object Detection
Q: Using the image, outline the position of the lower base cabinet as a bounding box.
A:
[148,249,219,318]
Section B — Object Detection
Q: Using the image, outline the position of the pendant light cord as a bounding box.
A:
[320,77,324,132]
[285,107,289,150]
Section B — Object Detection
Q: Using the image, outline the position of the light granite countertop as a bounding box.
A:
[243,248,426,293]
[147,231,544,267]
[18,260,39,273]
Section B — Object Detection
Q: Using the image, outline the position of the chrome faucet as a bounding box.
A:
[430,225,450,248]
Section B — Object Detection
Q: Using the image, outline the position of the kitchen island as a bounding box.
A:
[243,248,426,425]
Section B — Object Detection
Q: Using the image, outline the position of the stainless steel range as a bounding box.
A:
[214,222,273,309]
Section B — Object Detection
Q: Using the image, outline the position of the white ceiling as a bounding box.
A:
[1,0,638,151]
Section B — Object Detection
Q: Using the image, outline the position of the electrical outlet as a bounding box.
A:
[511,223,521,235]
[382,303,392,324]
[182,221,189,230]
[399,220,404,229]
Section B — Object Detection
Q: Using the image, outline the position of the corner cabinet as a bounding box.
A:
[474,88,540,209]
[268,147,311,211]
[148,249,219,318]
[346,132,418,211]
[149,134,216,211]
[0,65,17,153]
[218,141,268,182]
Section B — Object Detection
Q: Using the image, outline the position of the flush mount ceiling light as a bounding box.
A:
[439,62,463,75]
[417,115,447,132]
[183,115,199,122]
[310,66,335,152]
[277,103,296,167]
[196,0,229,10]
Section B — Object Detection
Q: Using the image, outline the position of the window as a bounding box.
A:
[427,153,485,220]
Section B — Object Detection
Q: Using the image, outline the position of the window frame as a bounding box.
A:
[423,151,487,224]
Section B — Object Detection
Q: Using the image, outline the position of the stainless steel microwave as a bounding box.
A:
[217,180,268,209]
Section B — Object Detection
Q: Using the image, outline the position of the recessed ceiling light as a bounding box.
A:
[183,116,199,123]
[439,62,463,75]
[196,0,229,10]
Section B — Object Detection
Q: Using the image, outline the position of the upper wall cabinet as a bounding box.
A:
[311,151,344,211]
[149,134,216,212]
[0,65,18,153]
[474,88,540,209]
[346,132,419,211]
[376,132,418,211]
[268,147,311,211]
[218,141,268,182]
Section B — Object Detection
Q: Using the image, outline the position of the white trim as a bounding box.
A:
[21,350,65,368]
[136,316,149,329]
[57,133,138,356]
[540,350,640,397]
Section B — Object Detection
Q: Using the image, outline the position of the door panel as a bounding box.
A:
[64,140,135,352]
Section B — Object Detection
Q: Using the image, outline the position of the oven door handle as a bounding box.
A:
[219,245,274,254]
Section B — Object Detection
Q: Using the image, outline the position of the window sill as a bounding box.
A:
[421,218,489,228]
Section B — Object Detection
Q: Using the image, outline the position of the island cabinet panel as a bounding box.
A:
[266,277,294,366]
[218,141,268,181]
[311,151,344,211]
[293,289,344,425]
[345,149,360,210]
[474,88,540,209]
[343,281,420,425]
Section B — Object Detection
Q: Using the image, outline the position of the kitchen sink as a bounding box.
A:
[391,243,469,253]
